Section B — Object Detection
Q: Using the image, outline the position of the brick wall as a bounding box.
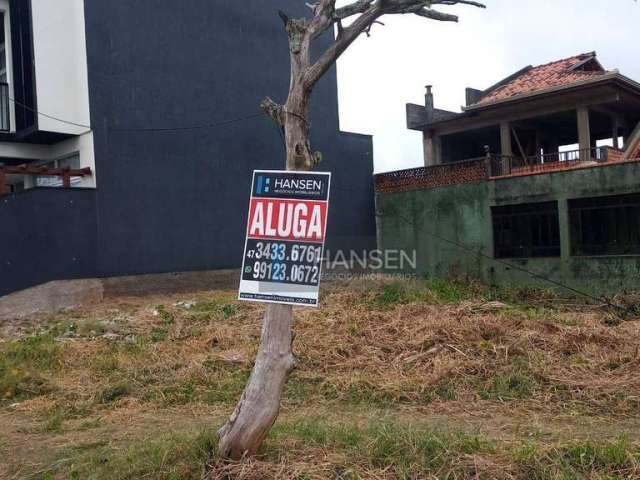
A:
[375,159,487,194]
[608,148,624,162]
[624,121,640,160]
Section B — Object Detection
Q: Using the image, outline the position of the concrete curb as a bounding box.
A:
[0,269,241,321]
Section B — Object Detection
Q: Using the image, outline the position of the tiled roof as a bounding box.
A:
[475,52,609,106]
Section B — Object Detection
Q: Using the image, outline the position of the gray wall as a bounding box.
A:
[0,188,97,296]
[83,0,375,279]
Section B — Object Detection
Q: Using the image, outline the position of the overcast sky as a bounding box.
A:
[335,0,640,173]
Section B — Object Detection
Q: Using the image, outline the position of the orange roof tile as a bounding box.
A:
[475,52,609,106]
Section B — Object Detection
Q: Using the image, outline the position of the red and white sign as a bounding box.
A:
[247,198,327,243]
[239,170,331,307]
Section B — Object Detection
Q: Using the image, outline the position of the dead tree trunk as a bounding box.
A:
[217,15,320,460]
[218,0,485,460]
[217,304,296,458]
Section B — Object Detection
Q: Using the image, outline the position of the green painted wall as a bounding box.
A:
[376,162,640,295]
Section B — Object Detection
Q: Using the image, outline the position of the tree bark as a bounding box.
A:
[217,304,296,459]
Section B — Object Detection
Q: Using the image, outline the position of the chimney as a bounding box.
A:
[425,85,434,122]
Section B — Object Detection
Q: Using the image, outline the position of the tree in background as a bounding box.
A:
[218,0,485,460]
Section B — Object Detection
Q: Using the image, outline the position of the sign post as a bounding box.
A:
[238,170,331,307]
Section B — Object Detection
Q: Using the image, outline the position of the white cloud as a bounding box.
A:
[336,0,640,173]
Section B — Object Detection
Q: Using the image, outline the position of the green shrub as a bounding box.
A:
[479,374,533,401]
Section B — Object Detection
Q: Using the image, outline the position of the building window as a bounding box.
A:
[34,154,82,188]
[492,201,561,258]
[0,11,9,131]
[569,193,640,256]
[0,14,7,84]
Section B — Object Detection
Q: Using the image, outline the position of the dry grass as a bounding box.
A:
[1,277,639,479]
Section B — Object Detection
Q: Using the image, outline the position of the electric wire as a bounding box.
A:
[8,96,268,133]
[406,217,635,318]
[9,96,93,131]
[108,113,266,132]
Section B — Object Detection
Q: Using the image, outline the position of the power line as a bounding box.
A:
[109,112,266,133]
[8,96,269,133]
[381,204,636,316]
[409,219,634,318]
[9,97,92,131]
[422,227,599,301]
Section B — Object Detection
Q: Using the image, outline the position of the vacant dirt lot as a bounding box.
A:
[1,278,639,479]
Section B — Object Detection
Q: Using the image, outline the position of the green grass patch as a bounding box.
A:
[149,327,169,343]
[268,417,495,477]
[90,351,121,375]
[479,373,533,401]
[98,382,132,404]
[2,333,61,370]
[202,370,250,405]
[367,279,479,309]
[0,333,60,402]
[39,403,94,434]
[151,381,197,406]
[423,382,458,403]
[140,367,250,407]
[318,380,395,407]
[515,438,640,479]
[283,377,458,407]
[155,305,174,325]
[50,429,217,480]
[487,285,558,304]
[186,299,242,323]
[42,408,66,433]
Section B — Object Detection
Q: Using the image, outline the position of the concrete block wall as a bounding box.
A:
[376,160,640,295]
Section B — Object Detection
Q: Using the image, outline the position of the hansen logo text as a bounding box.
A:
[256,175,323,194]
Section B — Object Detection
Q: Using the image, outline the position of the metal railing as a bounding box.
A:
[489,147,610,177]
[0,83,9,132]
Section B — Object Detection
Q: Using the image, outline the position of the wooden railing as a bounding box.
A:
[0,164,92,196]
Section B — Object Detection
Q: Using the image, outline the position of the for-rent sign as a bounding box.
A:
[239,170,331,307]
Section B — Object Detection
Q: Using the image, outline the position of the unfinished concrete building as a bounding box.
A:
[376,53,640,293]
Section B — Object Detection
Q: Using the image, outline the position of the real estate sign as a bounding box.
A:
[238,170,331,307]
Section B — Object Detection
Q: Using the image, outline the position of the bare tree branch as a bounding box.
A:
[305,0,485,88]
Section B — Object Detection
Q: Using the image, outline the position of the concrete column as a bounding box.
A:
[577,107,591,160]
[500,122,512,174]
[557,197,571,283]
[434,136,442,165]
[612,117,620,149]
[500,122,513,157]
[423,133,436,167]
[535,129,543,162]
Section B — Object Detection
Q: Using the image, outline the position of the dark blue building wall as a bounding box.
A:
[0,189,97,296]
[84,0,375,278]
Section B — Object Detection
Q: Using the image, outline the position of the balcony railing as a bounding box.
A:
[488,147,612,177]
[374,146,631,195]
[0,82,9,132]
